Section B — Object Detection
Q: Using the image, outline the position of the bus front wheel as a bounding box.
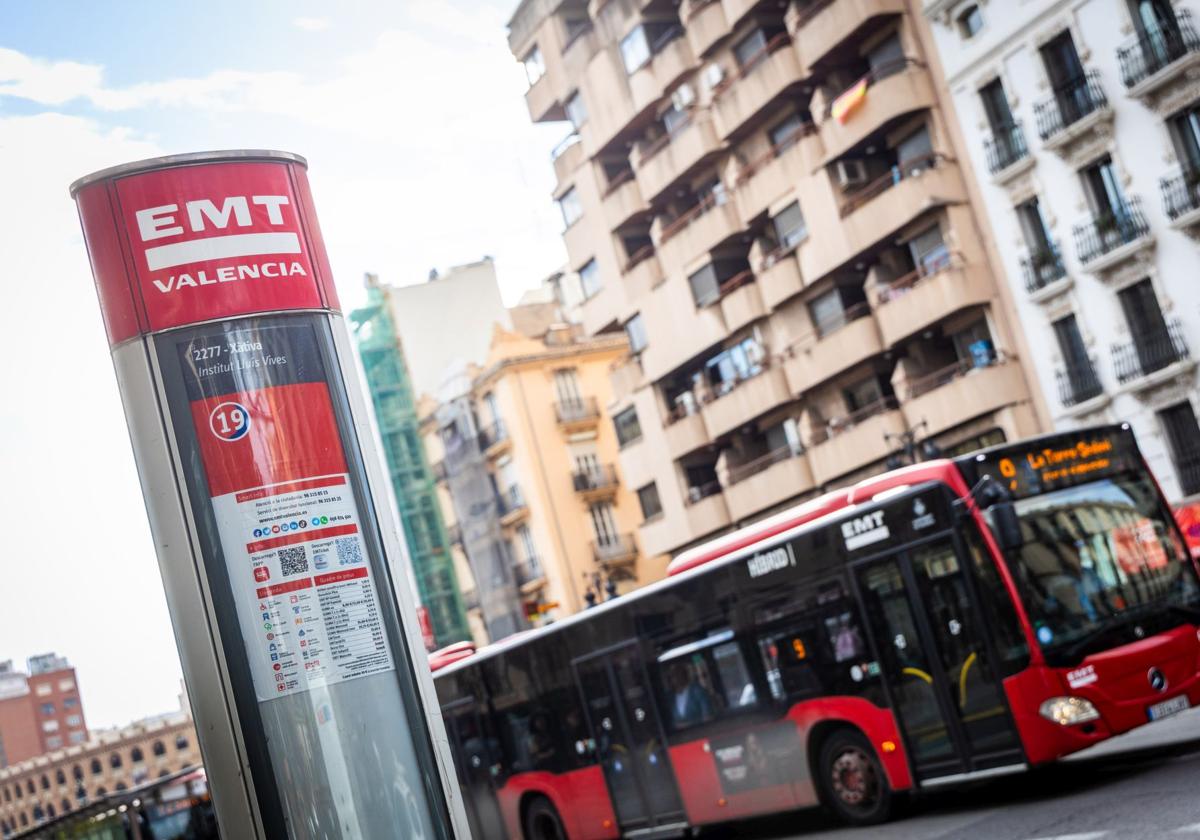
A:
[817,729,894,826]
[523,795,568,840]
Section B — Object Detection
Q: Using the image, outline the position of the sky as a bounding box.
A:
[0,1,568,728]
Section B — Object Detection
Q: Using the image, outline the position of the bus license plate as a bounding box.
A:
[1147,696,1189,721]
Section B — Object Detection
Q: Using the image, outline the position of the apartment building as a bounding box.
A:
[420,313,649,643]
[0,655,87,769]
[920,0,1200,503]
[0,712,199,836]
[508,0,1044,559]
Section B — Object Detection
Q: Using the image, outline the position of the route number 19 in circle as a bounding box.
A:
[210,401,251,442]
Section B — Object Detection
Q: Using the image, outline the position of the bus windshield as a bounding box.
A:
[1001,471,1200,665]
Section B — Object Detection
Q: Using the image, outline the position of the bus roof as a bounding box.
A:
[667,459,962,576]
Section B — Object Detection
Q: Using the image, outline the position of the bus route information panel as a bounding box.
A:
[177,319,395,702]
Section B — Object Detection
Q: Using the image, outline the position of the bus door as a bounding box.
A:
[572,643,687,834]
[852,534,1022,783]
[440,697,505,840]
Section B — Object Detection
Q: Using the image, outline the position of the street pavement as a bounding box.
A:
[703,708,1200,840]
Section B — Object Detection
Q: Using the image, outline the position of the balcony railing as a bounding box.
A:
[822,57,919,119]
[1112,320,1190,384]
[1117,11,1200,88]
[840,152,945,217]
[712,33,792,98]
[983,122,1029,174]
[592,534,638,565]
[735,121,817,186]
[1034,70,1108,141]
[477,419,508,451]
[660,190,727,242]
[906,352,1004,400]
[555,396,600,424]
[727,444,804,484]
[572,465,619,492]
[875,248,956,305]
[430,459,448,482]
[810,395,899,444]
[686,479,723,504]
[446,523,463,546]
[497,484,527,518]
[514,556,544,587]
[1055,358,1105,406]
[1020,242,1068,293]
[1072,197,1150,265]
[1161,167,1200,220]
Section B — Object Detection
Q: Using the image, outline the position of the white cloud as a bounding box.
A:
[293,16,330,31]
[0,9,568,726]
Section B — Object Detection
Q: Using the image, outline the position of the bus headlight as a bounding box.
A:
[1039,696,1100,726]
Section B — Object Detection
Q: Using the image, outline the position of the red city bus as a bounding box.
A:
[432,425,1200,839]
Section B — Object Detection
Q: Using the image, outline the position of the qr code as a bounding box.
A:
[335,537,364,566]
[278,546,308,577]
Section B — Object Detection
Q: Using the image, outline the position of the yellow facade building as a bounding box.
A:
[420,311,661,645]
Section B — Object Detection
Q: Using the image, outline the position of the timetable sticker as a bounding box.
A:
[179,321,394,702]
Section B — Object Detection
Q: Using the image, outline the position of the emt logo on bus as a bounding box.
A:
[842,511,889,551]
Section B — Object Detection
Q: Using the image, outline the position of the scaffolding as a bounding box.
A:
[350,282,470,647]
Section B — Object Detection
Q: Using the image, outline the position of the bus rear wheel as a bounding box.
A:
[523,795,568,840]
[817,729,893,826]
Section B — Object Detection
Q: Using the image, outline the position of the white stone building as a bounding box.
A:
[921,0,1200,502]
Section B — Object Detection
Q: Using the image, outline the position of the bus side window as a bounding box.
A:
[657,630,759,730]
[966,528,1030,676]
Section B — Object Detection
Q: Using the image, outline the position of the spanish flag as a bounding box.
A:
[832,77,868,124]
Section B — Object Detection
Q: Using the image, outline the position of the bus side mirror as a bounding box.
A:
[991,502,1024,553]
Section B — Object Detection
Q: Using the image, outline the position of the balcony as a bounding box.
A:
[629,28,695,114]
[497,484,529,526]
[685,482,732,535]
[593,534,639,569]
[837,155,966,258]
[446,523,463,546]
[1161,167,1200,231]
[702,365,793,439]
[622,249,665,304]
[430,459,447,482]
[602,171,649,233]
[1117,11,1200,102]
[1072,198,1152,272]
[1055,359,1105,410]
[782,303,883,395]
[734,122,821,224]
[873,255,992,347]
[665,407,711,459]
[478,419,510,456]
[610,353,644,403]
[1112,321,1193,390]
[572,464,620,499]
[712,35,805,140]
[634,110,723,203]
[758,249,804,311]
[808,398,907,485]
[656,195,743,271]
[682,0,728,58]
[725,446,815,521]
[820,60,935,165]
[556,396,601,429]
[902,356,1025,435]
[789,0,906,73]
[525,73,560,124]
[715,272,765,333]
[1033,71,1112,156]
[552,134,584,186]
[1020,242,1069,301]
[983,122,1032,182]
[514,557,546,593]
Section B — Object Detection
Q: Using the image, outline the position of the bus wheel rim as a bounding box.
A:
[831,747,877,808]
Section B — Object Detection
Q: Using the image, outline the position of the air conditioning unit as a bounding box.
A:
[702,62,725,91]
[671,83,696,110]
[834,159,869,189]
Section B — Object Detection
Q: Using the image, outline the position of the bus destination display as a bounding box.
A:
[967,428,1139,499]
